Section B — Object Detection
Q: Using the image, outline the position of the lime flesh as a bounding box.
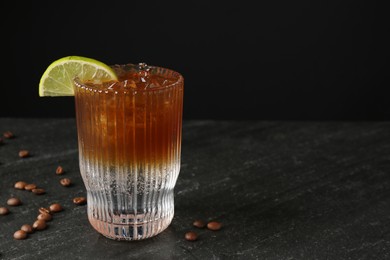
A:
[39,56,118,97]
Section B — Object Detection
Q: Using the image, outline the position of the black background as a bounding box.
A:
[0,0,385,120]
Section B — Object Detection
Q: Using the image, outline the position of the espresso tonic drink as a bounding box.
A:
[74,63,183,240]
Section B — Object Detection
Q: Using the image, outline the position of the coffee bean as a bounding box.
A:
[193,220,206,228]
[0,207,9,215]
[3,131,14,139]
[33,219,47,230]
[60,178,71,187]
[49,203,63,213]
[0,137,3,144]
[56,166,64,175]
[7,197,22,206]
[185,231,198,241]
[13,230,27,240]
[37,213,52,221]
[18,150,29,158]
[207,221,222,231]
[73,197,87,205]
[21,224,34,234]
[24,184,37,191]
[39,207,51,215]
[32,188,45,195]
[14,181,28,190]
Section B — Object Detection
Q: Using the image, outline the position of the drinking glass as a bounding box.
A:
[73,63,184,240]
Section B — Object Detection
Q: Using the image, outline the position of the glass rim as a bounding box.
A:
[73,63,184,94]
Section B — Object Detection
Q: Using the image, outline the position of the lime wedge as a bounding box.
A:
[39,56,118,97]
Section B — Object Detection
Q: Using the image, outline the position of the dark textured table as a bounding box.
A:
[1,118,390,259]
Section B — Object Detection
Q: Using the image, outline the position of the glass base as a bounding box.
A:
[88,211,174,241]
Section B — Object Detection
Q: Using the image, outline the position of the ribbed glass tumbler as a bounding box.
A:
[73,64,184,240]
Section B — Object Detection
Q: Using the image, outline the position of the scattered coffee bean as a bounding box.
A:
[14,181,28,190]
[37,213,52,221]
[0,137,3,144]
[56,166,64,175]
[3,131,14,139]
[21,224,34,234]
[13,230,27,240]
[185,231,198,241]
[7,197,22,206]
[193,219,206,228]
[32,188,45,195]
[60,178,71,187]
[33,219,47,230]
[39,207,51,215]
[0,207,9,215]
[24,183,37,191]
[49,203,63,213]
[18,150,29,158]
[207,221,222,231]
[73,197,87,205]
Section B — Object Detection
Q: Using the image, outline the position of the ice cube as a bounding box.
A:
[137,63,150,72]
[145,78,162,89]
[123,80,137,89]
